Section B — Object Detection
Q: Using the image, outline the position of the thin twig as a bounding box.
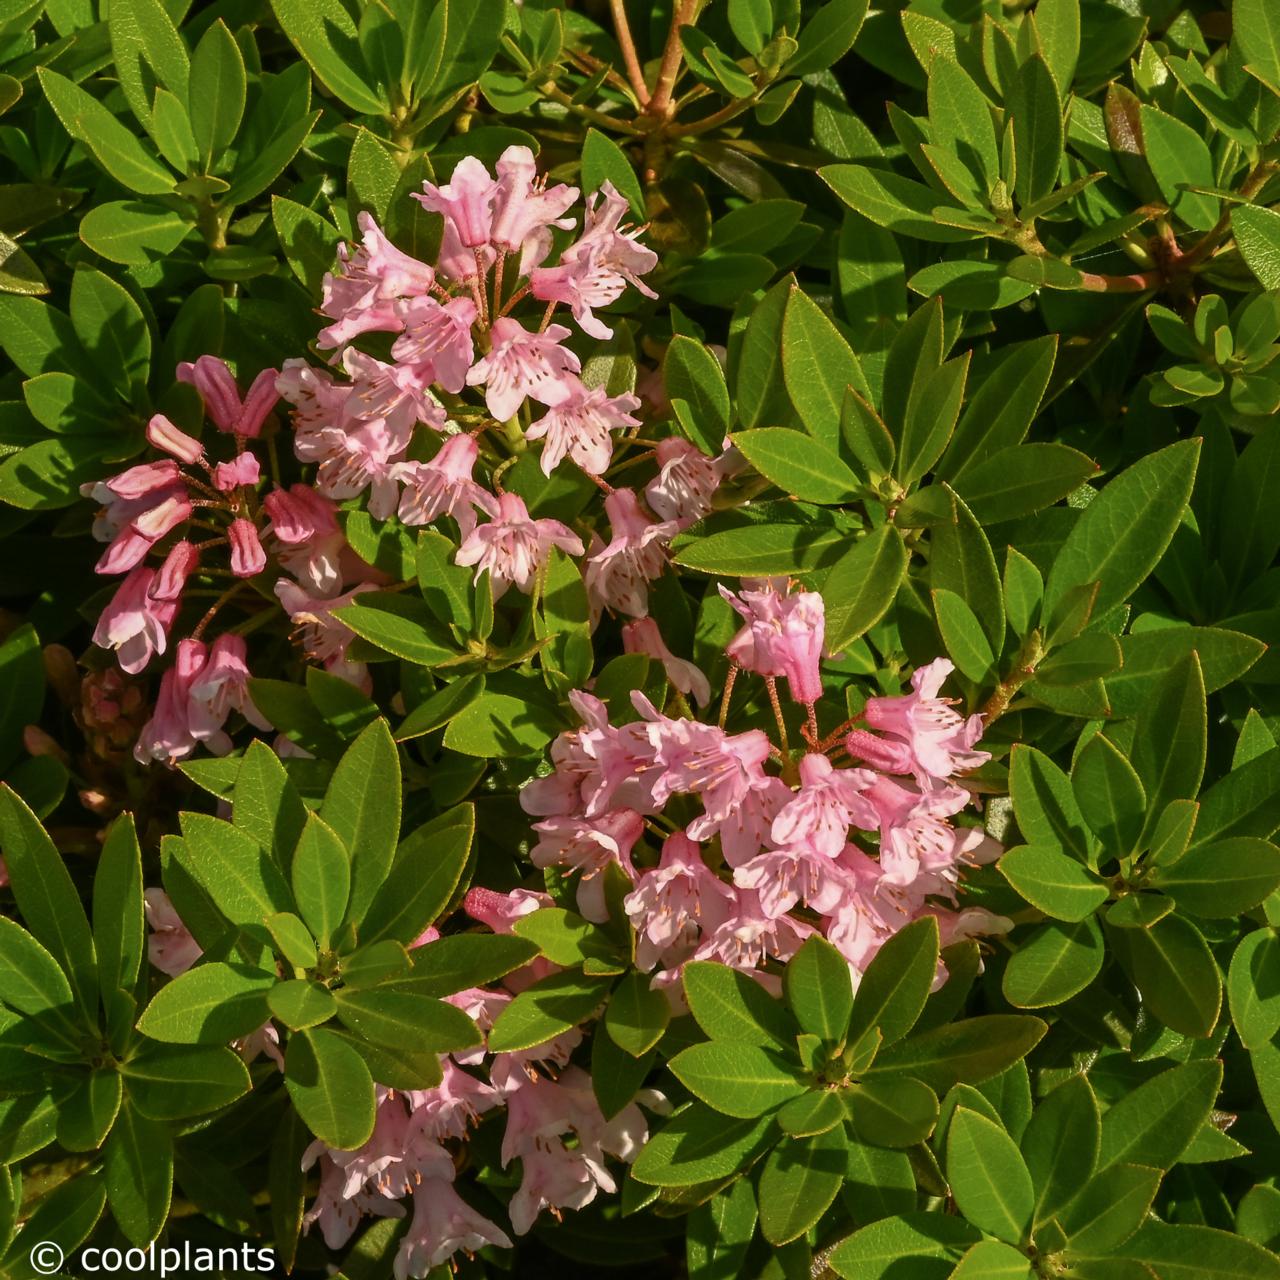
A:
[610,0,650,104]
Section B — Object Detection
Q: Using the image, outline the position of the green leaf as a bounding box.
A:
[1098,1058,1221,1170]
[672,506,851,575]
[933,589,996,682]
[630,1103,775,1187]
[781,285,871,451]
[930,489,1004,651]
[1113,914,1222,1038]
[0,919,80,1047]
[928,56,999,190]
[78,200,191,266]
[1059,1162,1161,1254]
[581,127,644,219]
[847,1077,939,1147]
[757,1127,848,1245]
[1020,1074,1099,1226]
[0,624,42,775]
[1151,837,1280,917]
[269,979,336,1031]
[1043,440,1200,620]
[1139,105,1218,230]
[777,1089,847,1138]
[784,936,853,1042]
[786,0,868,76]
[222,104,320,208]
[285,1026,377,1151]
[55,1069,121,1153]
[952,443,1096,524]
[70,267,150,396]
[683,961,796,1048]
[665,336,731,455]
[669,1041,806,1118]
[731,428,860,504]
[1190,746,1280,848]
[334,592,457,666]
[333,987,480,1054]
[232,741,307,872]
[829,1211,982,1279]
[487,970,610,1053]
[1110,1222,1280,1279]
[290,814,350,949]
[821,524,908,652]
[848,916,939,1047]
[360,804,473,947]
[1008,55,1063,205]
[1071,734,1146,858]
[269,0,386,113]
[104,1100,172,1246]
[189,20,246,167]
[1129,653,1205,845]
[0,785,97,1026]
[37,69,174,195]
[136,962,275,1044]
[867,1016,1047,1092]
[949,1240,1031,1279]
[121,1043,251,1120]
[605,971,670,1058]
[1001,917,1104,1008]
[442,684,566,756]
[1228,927,1280,1049]
[93,813,144,1000]
[735,276,795,428]
[1233,205,1280,290]
[997,845,1108,921]
[271,196,341,295]
[319,719,400,928]
[687,1179,758,1280]
[947,1107,1034,1244]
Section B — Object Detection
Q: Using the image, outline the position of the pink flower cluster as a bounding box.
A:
[522,580,1009,990]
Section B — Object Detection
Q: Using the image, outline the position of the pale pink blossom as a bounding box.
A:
[275,579,377,688]
[81,461,183,543]
[134,638,206,764]
[391,295,477,394]
[624,833,737,971]
[644,438,725,528]
[395,1180,512,1277]
[228,519,266,577]
[144,888,202,976]
[582,488,674,621]
[93,566,177,673]
[465,318,582,422]
[265,485,349,596]
[463,886,553,934]
[187,633,269,751]
[693,887,814,971]
[857,658,990,782]
[178,357,278,438]
[395,433,495,538]
[723,578,826,705]
[529,808,643,922]
[490,145,578,271]
[414,156,499,249]
[212,453,260,491]
[405,1060,502,1144]
[148,539,199,603]
[732,845,854,919]
[770,753,877,857]
[713,774,793,867]
[455,491,583,597]
[622,617,710,708]
[525,385,640,476]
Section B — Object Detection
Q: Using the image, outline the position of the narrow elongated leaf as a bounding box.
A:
[848,916,939,1047]
[290,815,350,948]
[785,937,853,1042]
[730,428,860,504]
[782,286,871,450]
[284,1027,377,1151]
[104,1101,173,1247]
[669,1042,806,1118]
[757,1127,848,1245]
[822,524,908,651]
[1098,1058,1222,1170]
[947,1108,1034,1244]
[683,961,797,1048]
[1021,1074,1099,1226]
[998,845,1109,921]
[1229,927,1280,1049]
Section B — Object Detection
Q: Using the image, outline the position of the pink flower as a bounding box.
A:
[275,579,377,688]
[722,578,826,705]
[732,845,854,919]
[405,1060,502,1144]
[177,356,279,437]
[93,567,177,673]
[188,633,269,751]
[146,414,205,464]
[394,1179,512,1277]
[465,317,582,421]
[525,385,641,476]
[144,888,202,975]
[414,156,500,249]
[462,886,552,934]
[529,808,644,922]
[212,452,260,491]
[693,887,814,971]
[135,642,204,763]
[391,295,477,394]
[770,754,877,857]
[455,491,584,598]
[90,471,191,575]
[148,539,199,602]
[644,438,725,528]
[857,658,990,782]
[490,145,579,270]
[624,833,737,971]
[621,617,710,708]
[228,519,266,577]
[319,212,436,349]
[711,774,793,868]
[264,485,349,596]
[582,488,674,621]
[81,461,181,537]
[395,433,495,538]
[531,182,657,338]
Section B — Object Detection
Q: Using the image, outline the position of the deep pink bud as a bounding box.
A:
[177,356,240,431]
[146,414,204,465]
[149,540,199,602]
[131,493,191,541]
[228,520,266,577]
[96,460,181,501]
[237,369,280,438]
[844,728,918,775]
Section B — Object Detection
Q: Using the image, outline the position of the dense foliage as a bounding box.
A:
[3,0,1280,1277]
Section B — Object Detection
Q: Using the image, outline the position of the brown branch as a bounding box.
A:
[645,0,698,119]
[610,0,650,105]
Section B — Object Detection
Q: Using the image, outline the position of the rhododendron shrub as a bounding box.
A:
[3,1,1280,1278]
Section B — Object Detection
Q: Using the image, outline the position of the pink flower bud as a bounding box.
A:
[131,493,191,541]
[227,519,266,577]
[212,453,261,492]
[237,369,280,438]
[149,540,199,602]
[146,414,205,465]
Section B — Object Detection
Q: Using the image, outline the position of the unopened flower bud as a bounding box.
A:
[146,414,205,465]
